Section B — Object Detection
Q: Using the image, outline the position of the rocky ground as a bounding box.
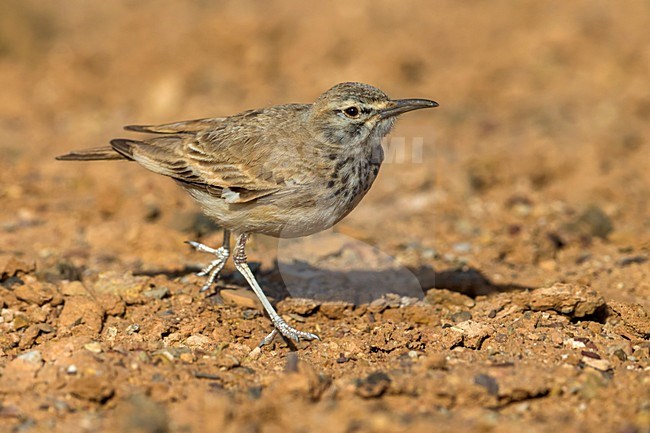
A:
[0,1,649,432]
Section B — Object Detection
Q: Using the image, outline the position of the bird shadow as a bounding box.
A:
[134,261,530,305]
[265,261,530,304]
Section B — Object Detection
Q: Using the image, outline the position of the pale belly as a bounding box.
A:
[185,172,378,238]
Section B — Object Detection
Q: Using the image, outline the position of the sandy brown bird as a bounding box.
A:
[57,82,438,345]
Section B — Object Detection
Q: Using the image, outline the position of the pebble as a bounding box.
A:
[68,376,115,403]
[608,301,650,338]
[528,283,605,317]
[425,289,475,308]
[58,296,105,335]
[582,357,612,371]
[216,354,241,370]
[248,346,262,360]
[355,372,391,398]
[105,326,118,341]
[179,352,194,363]
[451,320,492,349]
[115,394,169,433]
[84,342,102,353]
[319,301,354,320]
[574,205,613,239]
[452,242,472,253]
[126,323,141,334]
[143,286,170,300]
[474,373,499,396]
[0,256,35,279]
[17,350,42,364]
[12,315,30,330]
[451,311,472,323]
[423,353,448,370]
[185,334,212,350]
[281,298,320,316]
[220,289,262,310]
[14,281,54,306]
[98,293,126,316]
[60,280,87,296]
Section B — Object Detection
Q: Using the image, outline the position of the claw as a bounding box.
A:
[188,237,230,293]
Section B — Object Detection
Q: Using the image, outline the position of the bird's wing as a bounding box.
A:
[124,117,228,134]
[111,121,282,204]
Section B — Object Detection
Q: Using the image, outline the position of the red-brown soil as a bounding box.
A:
[1,2,648,432]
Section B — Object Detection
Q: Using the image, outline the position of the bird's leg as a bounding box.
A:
[232,233,320,346]
[187,230,231,292]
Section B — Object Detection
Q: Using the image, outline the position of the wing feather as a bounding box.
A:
[112,120,282,204]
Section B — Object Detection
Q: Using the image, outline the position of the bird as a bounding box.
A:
[57,82,438,346]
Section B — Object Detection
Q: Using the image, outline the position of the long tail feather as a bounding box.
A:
[56,146,128,161]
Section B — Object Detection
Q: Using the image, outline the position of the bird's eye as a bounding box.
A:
[343,106,360,118]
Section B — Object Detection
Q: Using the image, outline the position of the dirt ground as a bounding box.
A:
[1,1,649,432]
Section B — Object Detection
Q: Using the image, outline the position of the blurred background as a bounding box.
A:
[0,0,648,289]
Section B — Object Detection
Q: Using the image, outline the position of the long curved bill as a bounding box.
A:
[380,98,439,119]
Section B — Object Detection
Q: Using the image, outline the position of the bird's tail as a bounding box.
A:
[56,140,138,161]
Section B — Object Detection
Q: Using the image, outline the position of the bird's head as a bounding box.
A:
[309,82,438,150]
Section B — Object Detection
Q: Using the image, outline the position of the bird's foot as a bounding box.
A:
[186,241,230,293]
[258,318,320,347]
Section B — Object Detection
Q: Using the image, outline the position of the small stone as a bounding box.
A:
[582,357,612,371]
[143,286,170,300]
[115,394,169,433]
[84,342,102,353]
[425,289,475,308]
[574,205,613,239]
[68,376,115,403]
[12,315,30,330]
[66,365,78,375]
[1,308,15,322]
[319,301,354,320]
[0,256,35,279]
[58,296,105,336]
[14,282,54,306]
[216,354,240,370]
[220,289,262,310]
[423,353,447,370]
[175,293,193,305]
[528,283,605,317]
[18,325,41,349]
[242,309,261,320]
[452,242,472,253]
[608,301,650,338]
[440,328,464,349]
[355,372,391,398]
[566,338,586,349]
[248,346,262,360]
[613,349,627,361]
[281,298,319,316]
[185,334,212,350]
[451,320,492,349]
[0,404,22,419]
[451,311,472,323]
[17,350,42,365]
[60,280,87,296]
[97,293,126,316]
[179,352,194,363]
[474,373,499,396]
[126,324,140,334]
[0,353,43,392]
[105,326,118,341]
